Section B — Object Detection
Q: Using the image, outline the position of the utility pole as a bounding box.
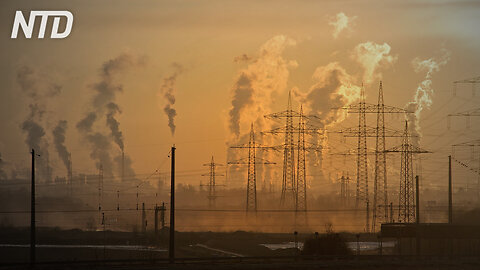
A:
[30,149,36,266]
[154,205,159,236]
[416,175,421,257]
[416,175,420,224]
[448,155,452,224]
[68,153,73,196]
[142,202,146,234]
[169,146,175,263]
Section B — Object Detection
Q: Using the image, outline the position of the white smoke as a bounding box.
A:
[329,12,356,39]
[300,62,362,128]
[406,50,450,145]
[228,35,297,138]
[297,62,361,173]
[159,63,183,136]
[352,42,397,84]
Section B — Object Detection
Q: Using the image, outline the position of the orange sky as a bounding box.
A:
[0,0,479,193]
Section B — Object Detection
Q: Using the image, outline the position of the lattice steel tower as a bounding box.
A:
[372,82,387,231]
[246,124,257,211]
[202,156,223,208]
[336,82,410,231]
[282,93,296,208]
[229,124,275,212]
[296,106,307,211]
[386,121,429,223]
[356,85,369,231]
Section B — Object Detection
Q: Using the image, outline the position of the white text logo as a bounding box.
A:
[11,11,74,39]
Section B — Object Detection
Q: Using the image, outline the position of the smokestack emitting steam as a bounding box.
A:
[52,120,72,177]
[228,35,297,138]
[406,50,450,145]
[106,102,124,151]
[17,65,60,182]
[159,63,183,136]
[352,42,397,84]
[329,12,356,39]
[77,53,143,178]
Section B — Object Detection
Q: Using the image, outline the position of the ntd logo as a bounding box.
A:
[11,11,73,39]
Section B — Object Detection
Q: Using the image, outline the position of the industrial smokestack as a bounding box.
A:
[122,150,125,182]
[52,120,72,180]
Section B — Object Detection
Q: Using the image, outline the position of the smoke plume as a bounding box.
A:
[299,62,361,128]
[77,53,143,177]
[159,63,183,136]
[329,12,356,39]
[228,35,297,138]
[297,62,361,173]
[17,65,60,182]
[352,42,397,84]
[406,50,450,145]
[52,120,71,175]
[106,103,124,151]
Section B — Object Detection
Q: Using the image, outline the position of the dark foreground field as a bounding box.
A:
[1,227,479,269]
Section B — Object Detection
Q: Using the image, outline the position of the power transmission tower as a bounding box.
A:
[385,121,429,223]
[452,139,480,200]
[339,174,350,206]
[296,106,307,211]
[98,164,103,212]
[269,92,296,209]
[230,124,275,212]
[264,93,322,210]
[453,76,480,97]
[68,153,73,196]
[201,156,223,208]
[448,108,480,129]
[373,82,387,232]
[357,85,369,230]
[335,82,411,231]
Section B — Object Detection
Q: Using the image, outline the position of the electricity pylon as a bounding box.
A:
[448,108,480,129]
[452,139,480,200]
[229,124,275,212]
[98,164,103,211]
[453,76,480,97]
[373,82,387,232]
[336,81,411,232]
[264,95,323,210]
[296,106,307,212]
[265,92,297,209]
[339,174,351,206]
[385,121,430,223]
[201,156,223,208]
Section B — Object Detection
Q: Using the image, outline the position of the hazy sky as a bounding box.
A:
[0,0,479,192]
